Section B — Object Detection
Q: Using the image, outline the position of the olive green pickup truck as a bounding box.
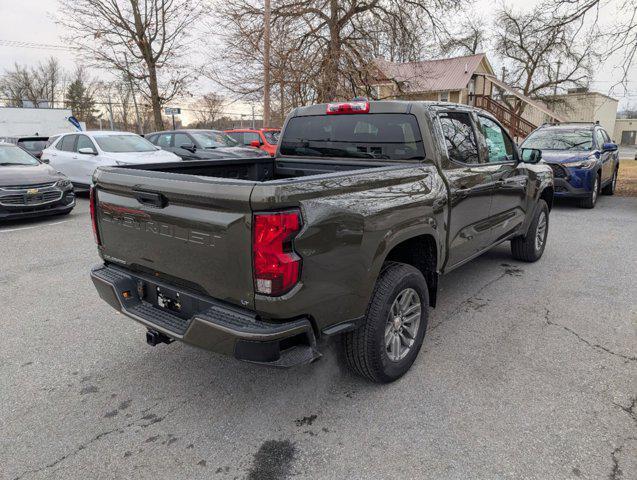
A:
[90,100,553,382]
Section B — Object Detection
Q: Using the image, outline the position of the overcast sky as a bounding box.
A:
[0,0,635,111]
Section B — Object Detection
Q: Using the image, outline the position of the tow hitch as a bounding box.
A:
[146,329,174,346]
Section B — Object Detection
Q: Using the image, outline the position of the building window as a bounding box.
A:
[439,91,449,102]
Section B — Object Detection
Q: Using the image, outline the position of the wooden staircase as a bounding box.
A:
[474,94,537,139]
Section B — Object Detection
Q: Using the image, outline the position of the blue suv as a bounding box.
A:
[521,123,619,208]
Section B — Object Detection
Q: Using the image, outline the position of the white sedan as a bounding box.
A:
[41,131,181,189]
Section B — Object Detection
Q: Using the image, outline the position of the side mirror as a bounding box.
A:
[250,140,261,148]
[78,147,97,155]
[180,143,197,152]
[520,148,542,164]
[40,158,50,164]
[602,142,618,152]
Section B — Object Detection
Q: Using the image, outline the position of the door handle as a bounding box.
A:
[133,190,168,208]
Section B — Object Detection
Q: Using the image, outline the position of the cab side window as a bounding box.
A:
[594,130,605,149]
[156,133,172,148]
[439,112,480,164]
[58,135,76,152]
[478,116,515,163]
[76,135,96,153]
[174,133,192,148]
[244,132,260,145]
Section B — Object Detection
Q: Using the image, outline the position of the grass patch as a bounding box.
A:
[617,161,637,197]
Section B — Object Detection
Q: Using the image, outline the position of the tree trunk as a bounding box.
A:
[147,62,163,130]
[319,0,340,102]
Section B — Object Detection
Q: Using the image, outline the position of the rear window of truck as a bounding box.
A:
[280,114,425,160]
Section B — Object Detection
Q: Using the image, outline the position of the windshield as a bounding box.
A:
[190,131,238,148]
[279,114,425,160]
[263,130,280,145]
[94,135,157,153]
[0,145,39,166]
[522,128,593,151]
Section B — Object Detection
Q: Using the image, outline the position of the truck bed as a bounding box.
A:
[116,156,389,182]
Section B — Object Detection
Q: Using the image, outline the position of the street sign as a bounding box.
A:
[164,107,181,115]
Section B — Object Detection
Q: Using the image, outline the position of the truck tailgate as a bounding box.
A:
[93,168,256,310]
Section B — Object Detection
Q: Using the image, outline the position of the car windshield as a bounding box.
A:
[279,114,425,160]
[263,130,280,144]
[94,135,157,152]
[0,144,39,166]
[190,131,238,148]
[522,128,593,151]
[18,139,48,152]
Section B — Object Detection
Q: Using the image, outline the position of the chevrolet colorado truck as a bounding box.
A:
[90,101,553,383]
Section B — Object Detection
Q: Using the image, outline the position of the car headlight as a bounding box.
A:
[56,179,72,188]
[562,157,597,169]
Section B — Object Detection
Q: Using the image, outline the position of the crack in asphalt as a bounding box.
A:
[613,396,637,424]
[12,403,182,480]
[608,438,637,480]
[543,309,637,363]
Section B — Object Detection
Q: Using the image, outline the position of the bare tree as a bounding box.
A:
[58,0,200,129]
[546,0,636,83]
[493,7,596,114]
[440,17,486,56]
[192,93,225,127]
[0,57,63,107]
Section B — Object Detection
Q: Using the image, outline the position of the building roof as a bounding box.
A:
[373,54,492,93]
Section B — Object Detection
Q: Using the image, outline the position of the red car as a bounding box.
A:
[224,128,280,156]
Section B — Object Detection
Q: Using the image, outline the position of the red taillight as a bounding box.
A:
[253,210,302,296]
[89,186,101,245]
[326,101,370,114]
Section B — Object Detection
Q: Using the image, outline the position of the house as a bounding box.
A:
[368,54,563,139]
[546,88,618,135]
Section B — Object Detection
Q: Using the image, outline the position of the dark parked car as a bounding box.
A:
[521,122,619,208]
[90,101,553,382]
[0,143,75,221]
[145,129,270,160]
[0,136,50,159]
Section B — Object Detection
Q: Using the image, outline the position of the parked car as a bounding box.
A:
[0,142,75,221]
[225,128,281,156]
[521,122,619,208]
[145,129,270,160]
[0,136,50,159]
[41,131,180,190]
[89,100,553,383]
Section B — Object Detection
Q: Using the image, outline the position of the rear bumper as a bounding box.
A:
[91,264,320,367]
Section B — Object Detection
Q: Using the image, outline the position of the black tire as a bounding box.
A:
[343,262,429,383]
[579,172,600,208]
[511,199,549,262]
[602,168,618,196]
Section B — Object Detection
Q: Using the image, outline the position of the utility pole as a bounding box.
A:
[501,66,506,82]
[263,0,271,128]
[252,105,256,129]
[124,53,143,134]
[553,60,562,96]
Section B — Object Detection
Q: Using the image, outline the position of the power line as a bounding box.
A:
[0,39,79,52]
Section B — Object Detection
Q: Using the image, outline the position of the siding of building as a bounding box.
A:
[549,92,618,134]
[613,118,637,145]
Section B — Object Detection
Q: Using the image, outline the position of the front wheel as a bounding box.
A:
[602,168,618,195]
[579,173,599,208]
[343,262,429,383]
[511,199,549,262]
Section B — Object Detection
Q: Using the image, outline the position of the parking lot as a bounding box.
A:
[2,195,636,480]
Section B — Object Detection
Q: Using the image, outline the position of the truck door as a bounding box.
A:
[438,111,495,268]
[475,115,528,245]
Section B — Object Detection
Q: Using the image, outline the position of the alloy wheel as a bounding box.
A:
[385,288,421,362]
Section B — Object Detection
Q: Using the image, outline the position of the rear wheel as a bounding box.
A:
[511,199,549,262]
[602,168,618,195]
[343,262,428,383]
[579,173,599,208]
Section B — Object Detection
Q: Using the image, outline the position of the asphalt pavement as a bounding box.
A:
[2,195,636,480]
